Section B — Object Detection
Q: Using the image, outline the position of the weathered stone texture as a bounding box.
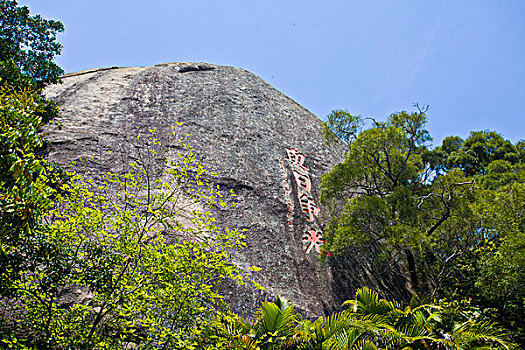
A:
[43,62,347,317]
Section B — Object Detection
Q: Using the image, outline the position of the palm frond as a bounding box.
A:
[351,339,378,350]
[231,335,260,350]
[354,287,380,313]
[453,320,517,350]
[326,329,349,350]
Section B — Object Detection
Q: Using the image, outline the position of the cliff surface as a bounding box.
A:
[43,62,347,317]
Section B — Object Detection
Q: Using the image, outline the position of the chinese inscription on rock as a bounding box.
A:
[279,148,325,254]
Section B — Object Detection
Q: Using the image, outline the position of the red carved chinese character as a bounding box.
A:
[302,228,325,254]
[300,193,319,221]
[285,148,309,171]
[293,171,311,192]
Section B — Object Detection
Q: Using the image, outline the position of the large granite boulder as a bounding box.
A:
[43,62,347,317]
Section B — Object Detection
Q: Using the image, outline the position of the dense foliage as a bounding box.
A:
[0,0,64,252]
[1,127,253,349]
[0,87,57,253]
[0,0,64,89]
[201,288,516,349]
[321,109,525,345]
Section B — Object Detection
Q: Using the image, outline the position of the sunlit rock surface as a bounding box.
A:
[43,62,348,317]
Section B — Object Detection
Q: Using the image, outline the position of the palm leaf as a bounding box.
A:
[351,339,378,350]
[354,287,380,313]
[452,320,517,350]
[231,335,260,350]
[255,296,297,340]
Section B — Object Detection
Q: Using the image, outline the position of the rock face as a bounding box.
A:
[43,62,347,317]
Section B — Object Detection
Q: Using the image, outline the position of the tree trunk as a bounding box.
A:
[404,248,419,291]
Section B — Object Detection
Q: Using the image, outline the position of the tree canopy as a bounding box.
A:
[1,127,254,349]
[0,0,64,89]
[0,0,64,262]
[321,109,525,345]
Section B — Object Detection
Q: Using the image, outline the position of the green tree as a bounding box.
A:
[0,87,63,261]
[426,131,525,344]
[0,128,255,349]
[441,181,525,345]
[0,0,64,90]
[425,131,521,177]
[0,83,65,304]
[0,0,65,258]
[320,109,477,294]
[322,110,525,345]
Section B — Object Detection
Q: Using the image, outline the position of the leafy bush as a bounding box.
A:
[1,128,254,349]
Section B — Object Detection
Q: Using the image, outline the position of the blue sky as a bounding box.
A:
[20,0,525,145]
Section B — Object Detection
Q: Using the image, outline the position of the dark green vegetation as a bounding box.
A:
[200,287,515,349]
[0,0,64,256]
[0,0,63,89]
[0,1,522,348]
[321,109,525,346]
[0,0,64,265]
[1,121,253,348]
